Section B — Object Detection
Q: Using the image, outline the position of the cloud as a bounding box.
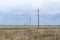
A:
[0,0,60,14]
[0,0,60,25]
[40,13,60,25]
[0,0,43,13]
[41,0,60,14]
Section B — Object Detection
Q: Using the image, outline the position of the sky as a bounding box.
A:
[0,0,60,25]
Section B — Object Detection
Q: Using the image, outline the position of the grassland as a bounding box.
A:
[0,25,60,40]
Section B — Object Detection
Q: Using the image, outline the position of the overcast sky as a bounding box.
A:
[0,0,60,14]
[0,0,60,25]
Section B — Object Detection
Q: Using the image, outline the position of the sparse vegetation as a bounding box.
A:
[0,25,60,40]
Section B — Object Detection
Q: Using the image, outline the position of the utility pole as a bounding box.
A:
[29,17,31,26]
[37,8,40,29]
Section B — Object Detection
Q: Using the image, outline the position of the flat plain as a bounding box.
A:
[0,25,60,40]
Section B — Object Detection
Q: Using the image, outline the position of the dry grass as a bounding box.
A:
[0,25,60,40]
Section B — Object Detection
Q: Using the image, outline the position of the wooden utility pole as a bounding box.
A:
[37,8,40,29]
[29,18,31,26]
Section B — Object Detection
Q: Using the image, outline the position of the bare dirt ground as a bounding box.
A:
[0,25,60,40]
